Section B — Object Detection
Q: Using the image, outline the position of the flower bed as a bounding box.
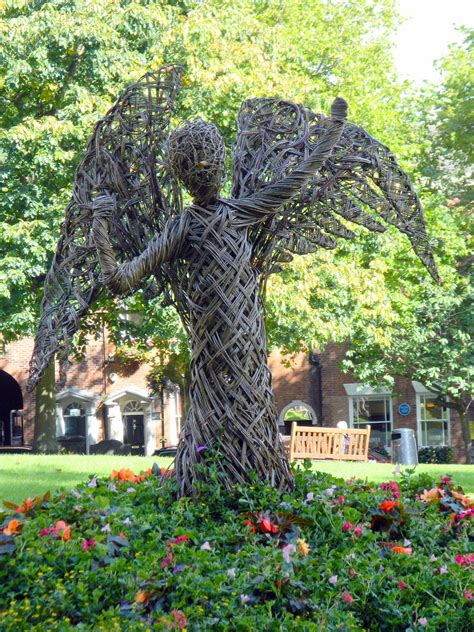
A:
[0,463,472,630]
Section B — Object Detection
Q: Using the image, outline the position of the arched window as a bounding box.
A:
[279,400,317,434]
[63,402,86,437]
[123,400,144,414]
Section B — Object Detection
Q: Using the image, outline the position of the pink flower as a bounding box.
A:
[455,553,474,567]
[342,591,353,605]
[40,528,52,536]
[380,481,400,499]
[349,568,356,578]
[418,617,428,627]
[397,581,408,590]
[353,526,363,536]
[82,538,97,552]
[337,495,345,504]
[342,521,353,532]
[465,589,474,601]
[173,535,189,545]
[282,543,297,564]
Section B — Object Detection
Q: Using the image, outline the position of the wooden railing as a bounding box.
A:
[289,423,371,462]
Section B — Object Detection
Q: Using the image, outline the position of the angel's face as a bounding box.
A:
[168,119,226,205]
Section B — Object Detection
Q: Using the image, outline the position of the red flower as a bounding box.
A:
[342,591,353,605]
[171,610,188,629]
[243,519,256,534]
[162,552,174,570]
[259,518,279,534]
[465,589,474,601]
[380,500,399,513]
[342,521,353,532]
[397,581,408,590]
[172,535,189,545]
[349,568,356,578]
[380,481,400,499]
[353,526,363,537]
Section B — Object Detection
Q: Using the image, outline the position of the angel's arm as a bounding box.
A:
[92,193,188,294]
[231,98,347,228]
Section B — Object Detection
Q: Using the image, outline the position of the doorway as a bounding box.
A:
[0,370,24,446]
[122,400,145,455]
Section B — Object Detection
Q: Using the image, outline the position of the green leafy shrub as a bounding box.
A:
[0,462,472,630]
[418,446,454,464]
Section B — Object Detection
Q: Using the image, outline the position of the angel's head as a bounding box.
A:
[168,119,226,205]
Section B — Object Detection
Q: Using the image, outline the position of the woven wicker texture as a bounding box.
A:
[29,66,438,495]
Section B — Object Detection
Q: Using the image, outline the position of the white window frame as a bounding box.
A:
[344,384,393,450]
[412,381,451,448]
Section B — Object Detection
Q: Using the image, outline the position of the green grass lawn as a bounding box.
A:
[0,454,472,505]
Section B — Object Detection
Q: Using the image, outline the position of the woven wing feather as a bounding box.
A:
[232,98,439,281]
[28,66,182,390]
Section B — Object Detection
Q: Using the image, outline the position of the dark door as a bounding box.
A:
[124,414,145,455]
[0,370,23,446]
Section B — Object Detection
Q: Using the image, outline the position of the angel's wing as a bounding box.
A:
[232,98,439,282]
[28,65,182,390]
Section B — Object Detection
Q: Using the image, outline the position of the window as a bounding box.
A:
[418,395,450,447]
[0,341,6,358]
[351,396,392,449]
[63,402,86,437]
[279,401,316,434]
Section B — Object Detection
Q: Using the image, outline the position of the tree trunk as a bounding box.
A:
[32,358,58,453]
[458,410,472,465]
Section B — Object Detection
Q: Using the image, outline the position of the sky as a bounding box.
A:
[393,0,473,83]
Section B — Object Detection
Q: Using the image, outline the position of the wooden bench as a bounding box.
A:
[289,423,371,462]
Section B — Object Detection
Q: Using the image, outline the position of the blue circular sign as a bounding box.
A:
[398,403,411,416]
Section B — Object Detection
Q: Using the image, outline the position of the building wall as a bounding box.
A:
[0,336,468,462]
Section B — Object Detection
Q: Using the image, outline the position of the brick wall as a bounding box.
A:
[1,337,469,462]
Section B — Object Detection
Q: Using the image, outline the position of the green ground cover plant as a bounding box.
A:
[0,460,473,630]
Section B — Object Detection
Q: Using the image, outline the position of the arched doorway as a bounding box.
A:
[0,370,23,446]
[122,400,145,455]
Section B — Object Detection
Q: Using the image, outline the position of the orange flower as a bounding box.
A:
[111,468,138,483]
[135,590,150,604]
[54,520,71,541]
[420,488,443,502]
[4,519,22,535]
[243,519,256,534]
[15,498,36,513]
[391,546,412,555]
[380,500,399,513]
[452,491,474,508]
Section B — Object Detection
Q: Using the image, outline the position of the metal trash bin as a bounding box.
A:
[391,428,418,465]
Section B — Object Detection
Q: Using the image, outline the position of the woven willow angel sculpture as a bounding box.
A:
[29,65,438,496]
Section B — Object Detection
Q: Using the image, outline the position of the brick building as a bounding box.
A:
[0,336,469,462]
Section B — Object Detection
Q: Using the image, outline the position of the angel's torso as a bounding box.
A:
[176,202,263,355]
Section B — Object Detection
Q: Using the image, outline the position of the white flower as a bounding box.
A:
[329,575,338,585]
[403,539,412,547]
[306,492,315,502]
[282,543,297,564]
[200,541,212,551]
[240,594,250,605]
[227,567,236,578]
[71,488,82,499]
[107,483,117,492]
[439,565,448,575]
[101,523,111,533]
[88,477,98,488]
[126,487,136,494]
[429,554,438,563]
[123,517,132,526]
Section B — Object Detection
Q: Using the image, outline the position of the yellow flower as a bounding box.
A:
[297,538,310,556]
